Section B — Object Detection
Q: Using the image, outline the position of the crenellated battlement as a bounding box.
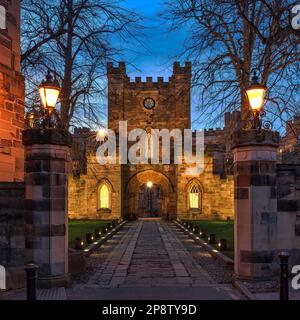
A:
[107,61,126,75]
[127,76,170,88]
[107,61,191,88]
[204,127,224,134]
[172,61,192,75]
[73,127,91,138]
[191,128,224,137]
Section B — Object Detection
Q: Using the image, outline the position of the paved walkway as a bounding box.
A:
[67,219,244,300]
[0,287,67,300]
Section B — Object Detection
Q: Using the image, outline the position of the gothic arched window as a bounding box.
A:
[189,184,200,209]
[98,184,110,209]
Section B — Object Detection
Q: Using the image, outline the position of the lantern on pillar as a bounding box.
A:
[245,71,271,131]
[38,71,61,128]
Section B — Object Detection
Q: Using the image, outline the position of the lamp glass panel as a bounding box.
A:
[39,87,60,108]
[246,88,266,110]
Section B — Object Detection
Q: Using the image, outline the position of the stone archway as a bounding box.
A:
[124,170,176,220]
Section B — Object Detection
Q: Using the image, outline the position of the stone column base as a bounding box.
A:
[38,273,71,289]
[234,272,277,282]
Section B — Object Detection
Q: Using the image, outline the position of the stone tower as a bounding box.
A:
[0,0,24,182]
[107,62,191,132]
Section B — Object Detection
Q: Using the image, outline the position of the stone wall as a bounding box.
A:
[0,0,24,182]
[0,181,25,288]
[281,115,300,153]
[68,155,122,220]
[176,155,234,221]
[68,154,234,221]
[277,163,300,267]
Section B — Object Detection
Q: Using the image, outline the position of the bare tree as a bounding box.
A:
[163,0,300,129]
[21,0,143,129]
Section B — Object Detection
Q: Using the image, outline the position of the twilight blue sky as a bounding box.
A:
[117,0,187,79]
[104,0,234,131]
[111,0,208,130]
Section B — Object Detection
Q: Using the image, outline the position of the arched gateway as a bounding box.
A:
[124,170,176,220]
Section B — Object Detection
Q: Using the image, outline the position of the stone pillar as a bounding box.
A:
[0,182,25,289]
[23,129,72,288]
[232,129,279,280]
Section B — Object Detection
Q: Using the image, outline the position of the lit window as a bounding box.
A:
[189,185,199,209]
[99,184,109,209]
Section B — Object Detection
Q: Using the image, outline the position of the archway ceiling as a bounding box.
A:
[126,170,174,194]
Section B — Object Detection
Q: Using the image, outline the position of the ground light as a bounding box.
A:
[208,234,216,244]
[75,237,84,250]
[86,233,94,244]
[219,239,227,251]
[94,229,100,239]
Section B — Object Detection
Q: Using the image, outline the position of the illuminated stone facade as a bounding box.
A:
[0,0,25,289]
[68,62,235,221]
[0,0,24,182]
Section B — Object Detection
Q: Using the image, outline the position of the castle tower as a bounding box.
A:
[107,62,191,132]
[0,0,24,181]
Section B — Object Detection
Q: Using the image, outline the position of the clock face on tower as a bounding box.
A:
[143,97,155,110]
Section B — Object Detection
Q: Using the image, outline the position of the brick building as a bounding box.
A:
[0,0,25,289]
[68,62,235,221]
[0,0,24,182]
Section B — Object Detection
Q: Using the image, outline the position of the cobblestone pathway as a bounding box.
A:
[67,219,244,300]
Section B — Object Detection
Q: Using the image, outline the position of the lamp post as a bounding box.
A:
[23,71,71,289]
[244,71,271,131]
[24,263,39,300]
[278,252,290,300]
[38,71,61,128]
[232,71,279,281]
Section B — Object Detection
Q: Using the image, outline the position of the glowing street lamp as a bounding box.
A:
[246,72,267,112]
[38,71,61,114]
[245,71,268,130]
[38,71,61,129]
